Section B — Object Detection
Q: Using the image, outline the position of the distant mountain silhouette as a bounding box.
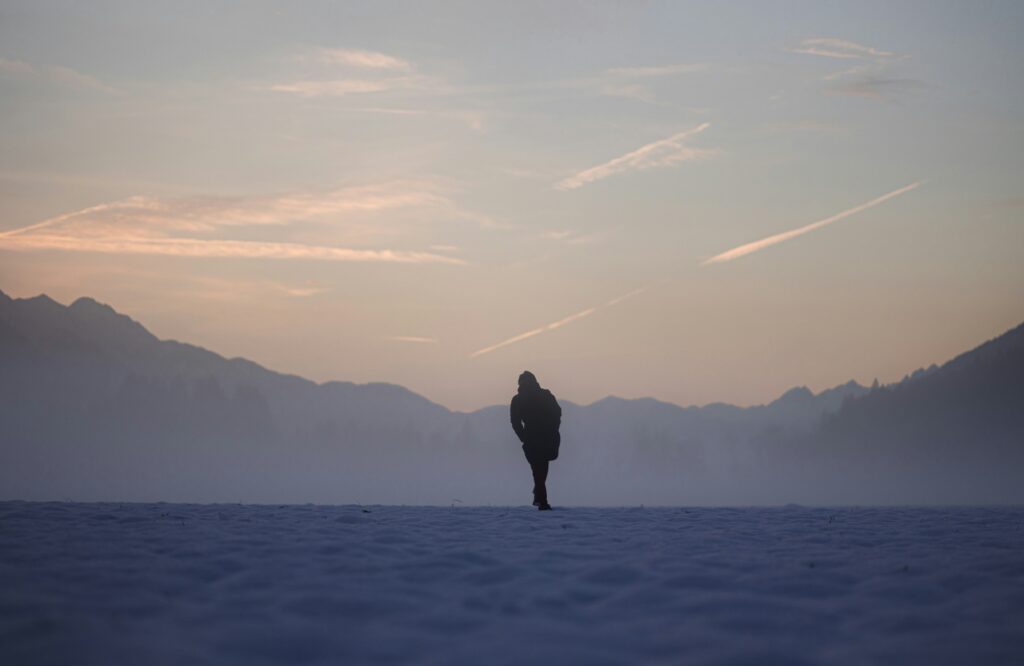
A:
[782,320,1024,503]
[1,289,1020,504]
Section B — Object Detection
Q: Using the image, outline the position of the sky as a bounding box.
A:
[1,0,1022,411]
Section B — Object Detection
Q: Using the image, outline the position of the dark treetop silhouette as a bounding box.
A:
[510,371,562,511]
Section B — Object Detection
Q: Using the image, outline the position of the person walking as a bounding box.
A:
[509,371,561,511]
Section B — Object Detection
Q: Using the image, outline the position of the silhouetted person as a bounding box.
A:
[510,371,561,511]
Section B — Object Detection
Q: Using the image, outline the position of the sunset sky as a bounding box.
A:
[1,1,1022,411]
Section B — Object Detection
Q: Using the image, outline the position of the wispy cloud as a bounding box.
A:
[606,63,708,78]
[183,275,331,300]
[269,79,399,96]
[272,53,702,107]
[0,234,463,264]
[789,37,919,101]
[824,62,924,100]
[268,76,440,97]
[789,38,896,60]
[556,123,713,191]
[212,279,330,299]
[470,288,646,358]
[541,229,613,246]
[0,182,466,265]
[702,181,925,265]
[0,183,447,237]
[387,336,438,344]
[268,74,448,97]
[302,48,411,70]
[0,57,115,93]
[272,46,442,98]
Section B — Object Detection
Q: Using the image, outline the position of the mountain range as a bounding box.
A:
[1,289,1021,504]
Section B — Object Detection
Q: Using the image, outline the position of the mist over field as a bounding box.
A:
[2,290,1021,506]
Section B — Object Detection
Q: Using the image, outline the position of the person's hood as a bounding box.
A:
[518,370,540,393]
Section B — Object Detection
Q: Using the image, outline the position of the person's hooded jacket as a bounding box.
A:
[510,372,562,462]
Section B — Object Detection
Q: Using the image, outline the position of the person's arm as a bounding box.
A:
[548,390,562,428]
[510,396,526,442]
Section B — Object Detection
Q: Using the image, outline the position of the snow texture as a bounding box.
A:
[2,502,1023,665]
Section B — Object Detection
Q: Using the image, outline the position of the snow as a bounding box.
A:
[2,502,1023,665]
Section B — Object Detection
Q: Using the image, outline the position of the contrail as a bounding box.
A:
[470,288,646,358]
[702,181,924,265]
[387,336,438,344]
[555,123,712,191]
[469,181,923,358]
[0,200,129,238]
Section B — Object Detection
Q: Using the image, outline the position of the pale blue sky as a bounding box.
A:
[1,1,1021,410]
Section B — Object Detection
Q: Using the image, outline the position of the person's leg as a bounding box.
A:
[531,459,549,507]
[536,456,544,504]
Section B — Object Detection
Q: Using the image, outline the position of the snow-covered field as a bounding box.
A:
[1,502,1022,665]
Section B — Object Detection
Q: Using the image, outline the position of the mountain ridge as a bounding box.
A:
[0,287,869,415]
[1,287,1021,505]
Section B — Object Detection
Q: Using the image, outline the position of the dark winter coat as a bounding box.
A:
[510,386,562,463]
